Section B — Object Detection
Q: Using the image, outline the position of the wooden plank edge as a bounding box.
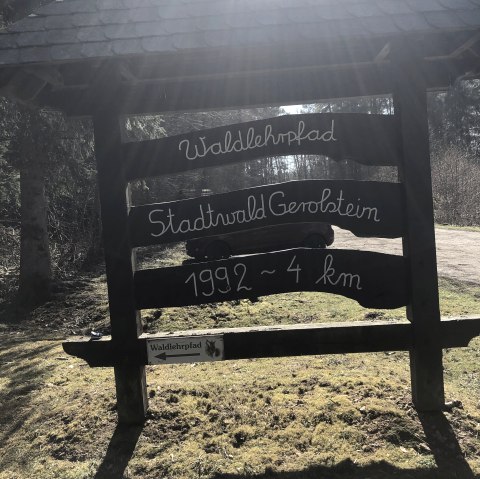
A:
[439,316,480,348]
[62,317,480,367]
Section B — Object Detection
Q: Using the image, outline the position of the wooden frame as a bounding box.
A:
[63,63,480,424]
[92,112,147,424]
[64,318,480,367]
[393,44,446,410]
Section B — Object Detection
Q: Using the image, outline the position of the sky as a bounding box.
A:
[281,104,303,114]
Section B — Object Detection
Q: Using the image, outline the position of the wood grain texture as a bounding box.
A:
[62,316,480,367]
[93,112,147,424]
[129,180,403,247]
[123,113,401,180]
[49,59,472,117]
[134,249,407,310]
[393,43,445,411]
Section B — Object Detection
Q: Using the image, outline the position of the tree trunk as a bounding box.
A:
[83,184,103,269]
[18,159,52,307]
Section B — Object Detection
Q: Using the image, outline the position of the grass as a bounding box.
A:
[146,277,480,334]
[0,251,479,479]
[436,224,480,233]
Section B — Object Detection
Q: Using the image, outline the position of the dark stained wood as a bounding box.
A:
[93,112,147,424]
[129,180,403,247]
[134,249,407,310]
[62,316,480,367]
[439,316,480,346]
[43,58,475,117]
[43,62,394,116]
[56,29,479,421]
[123,114,401,180]
[393,44,445,411]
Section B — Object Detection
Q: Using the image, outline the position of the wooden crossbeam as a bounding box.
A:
[25,66,63,88]
[62,317,480,368]
[374,43,391,63]
[39,58,476,117]
[446,32,480,59]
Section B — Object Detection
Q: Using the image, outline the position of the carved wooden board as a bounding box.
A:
[134,249,407,309]
[123,113,401,180]
[129,180,403,247]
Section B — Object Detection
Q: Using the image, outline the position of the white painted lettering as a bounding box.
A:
[316,254,362,290]
[148,187,380,239]
[178,120,337,162]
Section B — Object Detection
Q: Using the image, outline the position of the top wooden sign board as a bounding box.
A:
[122,113,402,180]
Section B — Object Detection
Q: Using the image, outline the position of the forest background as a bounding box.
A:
[1,1,480,308]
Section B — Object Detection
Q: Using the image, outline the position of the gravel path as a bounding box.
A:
[333,227,480,285]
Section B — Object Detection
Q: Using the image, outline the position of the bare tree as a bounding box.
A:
[431,143,480,225]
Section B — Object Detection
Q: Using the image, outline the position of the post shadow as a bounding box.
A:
[212,413,476,479]
[89,409,476,479]
[213,458,469,479]
[214,458,476,479]
[0,339,58,443]
[418,411,475,479]
[94,424,143,479]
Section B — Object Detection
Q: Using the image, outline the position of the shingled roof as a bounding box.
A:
[1,0,480,66]
[0,0,479,115]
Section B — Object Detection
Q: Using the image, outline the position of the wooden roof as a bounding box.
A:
[1,0,480,115]
[2,0,480,66]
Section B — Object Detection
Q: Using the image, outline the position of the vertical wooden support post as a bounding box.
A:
[93,111,147,424]
[393,46,445,411]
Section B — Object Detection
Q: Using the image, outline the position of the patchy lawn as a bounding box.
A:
[0,245,479,479]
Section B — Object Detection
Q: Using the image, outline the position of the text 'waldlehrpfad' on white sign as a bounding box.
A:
[147,335,224,365]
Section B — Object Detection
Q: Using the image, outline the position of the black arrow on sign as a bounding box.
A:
[155,352,201,361]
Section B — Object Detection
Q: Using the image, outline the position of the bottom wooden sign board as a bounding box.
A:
[147,335,224,364]
[135,248,407,310]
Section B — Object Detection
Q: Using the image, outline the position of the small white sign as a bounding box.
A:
[147,335,224,365]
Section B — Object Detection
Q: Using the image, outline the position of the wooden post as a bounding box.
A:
[93,111,147,424]
[392,46,445,410]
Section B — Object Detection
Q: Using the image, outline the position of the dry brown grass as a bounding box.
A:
[0,248,479,479]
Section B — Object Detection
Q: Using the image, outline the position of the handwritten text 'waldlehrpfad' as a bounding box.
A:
[178,120,337,161]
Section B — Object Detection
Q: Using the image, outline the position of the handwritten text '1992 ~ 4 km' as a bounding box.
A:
[185,253,361,299]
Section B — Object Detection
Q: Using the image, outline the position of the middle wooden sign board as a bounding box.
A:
[129,180,404,247]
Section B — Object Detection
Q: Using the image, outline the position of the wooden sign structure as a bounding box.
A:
[129,180,404,246]
[64,107,480,424]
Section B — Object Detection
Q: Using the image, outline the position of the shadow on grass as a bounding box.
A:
[94,424,142,479]
[0,299,55,340]
[0,337,58,444]
[213,458,476,479]
[0,298,33,324]
[213,412,476,479]
[90,411,477,479]
[419,411,475,479]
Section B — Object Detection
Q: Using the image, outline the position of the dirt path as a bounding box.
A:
[333,226,480,285]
